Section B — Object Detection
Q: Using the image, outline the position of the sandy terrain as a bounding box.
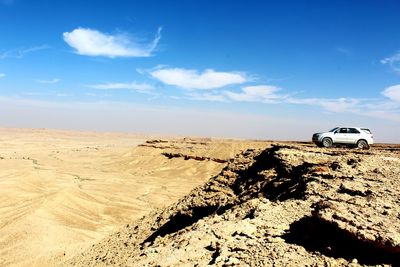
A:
[0,128,267,266]
[66,141,400,267]
[2,128,399,266]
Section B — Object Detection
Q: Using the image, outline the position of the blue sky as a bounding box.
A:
[1,0,400,142]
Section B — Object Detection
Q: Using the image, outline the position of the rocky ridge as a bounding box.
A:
[67,143,400,266]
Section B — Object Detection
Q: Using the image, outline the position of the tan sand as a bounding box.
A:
[0,128,266,266]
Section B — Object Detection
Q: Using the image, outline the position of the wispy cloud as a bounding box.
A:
[36,78,61,84]
[150,67,247,90]
[22,92,43,96]
[224,85,284,103]
[56,93,70,97]
[382,84,400,102]
[286,97,361,113]
[187,85,288,104]
[87,82,154,92]
[0,73,5,79]
[22,91,72,97]
[186,84,400,122]
[0,45,49,59]
[186,92,228,102]
[85,92,111,98]
[63,27,162,58]
[335,47,352,56]
[381,51,400,73]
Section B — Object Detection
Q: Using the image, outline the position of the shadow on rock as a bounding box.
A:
[282,216,400,265]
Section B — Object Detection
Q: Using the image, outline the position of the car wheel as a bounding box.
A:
[357,140,369,149]
[322,138,333,147]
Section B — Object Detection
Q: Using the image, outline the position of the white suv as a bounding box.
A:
[312,127,373,149]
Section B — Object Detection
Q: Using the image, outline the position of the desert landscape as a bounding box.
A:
[0,128,267,266]
[0,128,399,266]
[2,1,400,266]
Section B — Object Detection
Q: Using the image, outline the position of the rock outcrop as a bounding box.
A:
[67,143,400,266]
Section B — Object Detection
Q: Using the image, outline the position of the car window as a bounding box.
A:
[348,128,360,134]
[339,128,348,133]
[361,128,372,134]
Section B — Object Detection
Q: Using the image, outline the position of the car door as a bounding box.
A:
[347,128,361,144]
[334,128,349,143]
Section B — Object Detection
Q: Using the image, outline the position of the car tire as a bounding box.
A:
[356,140,369,149]
[322,138,333,148]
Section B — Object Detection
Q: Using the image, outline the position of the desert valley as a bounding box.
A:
[0,128,265,266]
[0,128,399,266]
[2,1,400,266]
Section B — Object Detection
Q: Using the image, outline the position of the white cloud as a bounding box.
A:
[186,85,285,103]
[190,84,366,113]
[287,97,361,113]
[0,45,49,59]
[381,52,400,73]
[382,84,400,102]
[0,73,5,78]
[186,92,228,102]
[87,82,154,91]
[36,78,61,84]
[187,83,400,121]
[225,85,283,102]
[63,27,161,58]
[150,68,247,89]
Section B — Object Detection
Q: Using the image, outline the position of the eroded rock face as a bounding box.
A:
[67,143,400,266]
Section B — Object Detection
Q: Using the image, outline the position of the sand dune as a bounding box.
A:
[0,128,266,266]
